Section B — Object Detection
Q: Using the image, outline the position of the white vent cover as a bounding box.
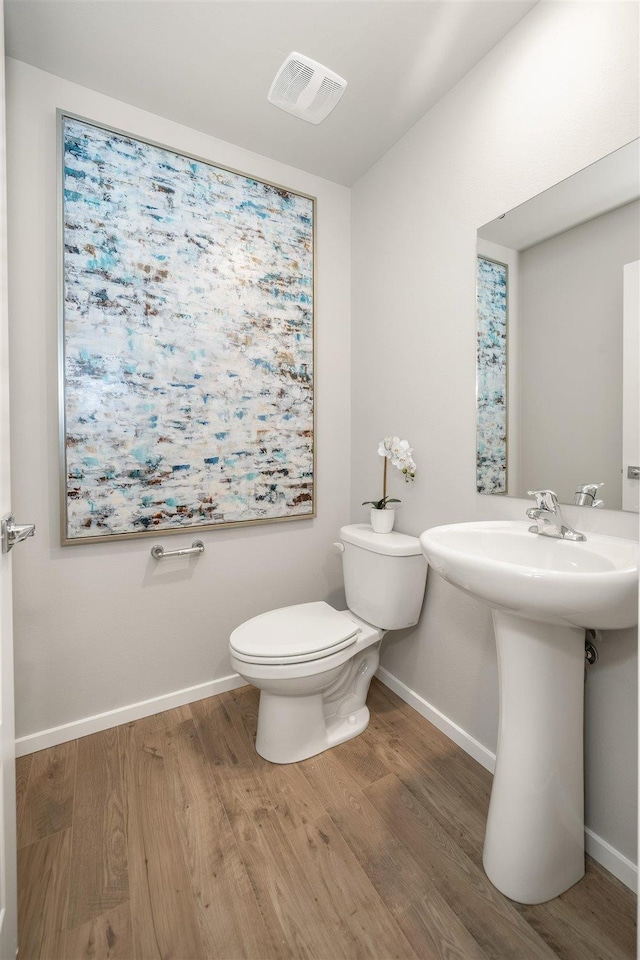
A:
[268,52,347,125]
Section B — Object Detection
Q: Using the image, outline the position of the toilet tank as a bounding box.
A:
[339,524,427,630]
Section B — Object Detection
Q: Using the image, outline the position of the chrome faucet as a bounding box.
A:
[526,489,586,541]
[574,483,604,508]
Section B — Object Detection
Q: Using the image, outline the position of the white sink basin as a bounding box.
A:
[419,520,638,629]
[419,519,638,905]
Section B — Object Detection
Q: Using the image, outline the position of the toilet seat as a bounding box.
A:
[230,601,360,665]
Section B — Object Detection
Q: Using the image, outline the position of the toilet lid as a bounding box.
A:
[230,601,360,664]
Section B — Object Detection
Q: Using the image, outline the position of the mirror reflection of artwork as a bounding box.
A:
[476,256,508,494]
[60,114,315,544]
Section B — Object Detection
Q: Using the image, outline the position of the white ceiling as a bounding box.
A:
[4,1,538,185]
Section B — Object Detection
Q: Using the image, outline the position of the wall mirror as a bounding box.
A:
[476,139,640,512]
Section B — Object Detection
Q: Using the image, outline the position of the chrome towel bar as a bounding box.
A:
[151,540,205,561]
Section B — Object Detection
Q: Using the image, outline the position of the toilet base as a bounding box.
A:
[254,642,380,764]
[326,704,371,747]
[256,696,371,764]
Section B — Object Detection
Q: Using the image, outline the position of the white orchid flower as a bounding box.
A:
[376,437,417,481]
[392,439,410,456]
[367,436,416,514]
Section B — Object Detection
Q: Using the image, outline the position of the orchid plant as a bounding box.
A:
[362,436,417,510]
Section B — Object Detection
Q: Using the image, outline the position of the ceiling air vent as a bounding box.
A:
[268,52,347,125]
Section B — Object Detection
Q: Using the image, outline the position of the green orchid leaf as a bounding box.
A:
[362,496,401,510]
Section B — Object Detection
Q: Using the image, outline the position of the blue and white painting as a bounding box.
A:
[61,116,314,541]
[476,256,508,494]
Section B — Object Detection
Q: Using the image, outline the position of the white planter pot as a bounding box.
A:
[370,508,395,534]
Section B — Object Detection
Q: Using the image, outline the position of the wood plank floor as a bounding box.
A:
[16,679,637,960]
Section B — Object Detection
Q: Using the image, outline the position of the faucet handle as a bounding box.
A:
[527,489,559,511]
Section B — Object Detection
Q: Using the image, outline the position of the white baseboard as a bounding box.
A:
[15,673,246,757]
[375,665,638,893]
[376,665,496,773]
[584,828,638,893]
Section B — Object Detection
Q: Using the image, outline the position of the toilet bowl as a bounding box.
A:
[230,524,428,764]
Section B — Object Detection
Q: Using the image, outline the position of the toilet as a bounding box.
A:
[229,523,428,764]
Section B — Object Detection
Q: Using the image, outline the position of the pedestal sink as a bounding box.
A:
[419,520,638,904]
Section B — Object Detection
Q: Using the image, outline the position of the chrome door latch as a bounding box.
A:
[1,514,36,554]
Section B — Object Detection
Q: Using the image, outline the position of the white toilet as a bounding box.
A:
[229,523,427,763]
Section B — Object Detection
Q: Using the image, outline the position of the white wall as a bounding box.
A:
[351,0,639,867]
[6,59,351,739]
[519,200,639,507]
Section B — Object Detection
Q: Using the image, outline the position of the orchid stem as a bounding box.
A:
[383,457,387,501]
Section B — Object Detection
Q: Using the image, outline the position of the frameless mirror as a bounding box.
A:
[476,139,640,511]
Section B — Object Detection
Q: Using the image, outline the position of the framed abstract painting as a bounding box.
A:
[476,255,508,494]
[59,113,315,544]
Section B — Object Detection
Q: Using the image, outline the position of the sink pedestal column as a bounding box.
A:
[483,610,586,904]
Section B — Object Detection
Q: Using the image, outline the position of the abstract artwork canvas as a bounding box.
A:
[476,256,508,494]
[60,114,315,543]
